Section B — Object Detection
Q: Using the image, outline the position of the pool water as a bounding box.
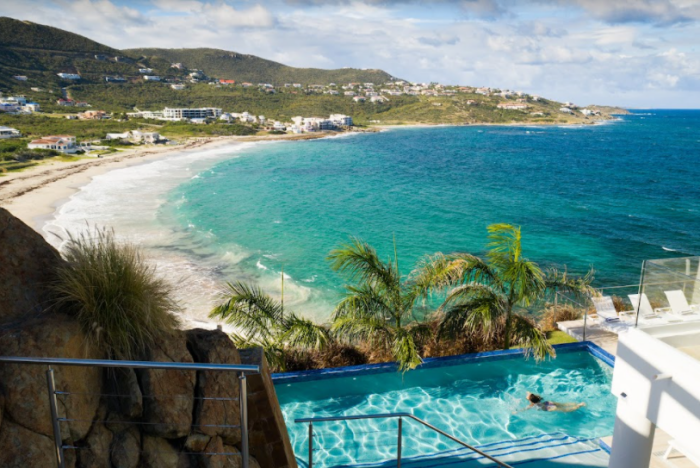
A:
[274,351,615,467]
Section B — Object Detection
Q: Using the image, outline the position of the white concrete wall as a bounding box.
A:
[610,325,700,463]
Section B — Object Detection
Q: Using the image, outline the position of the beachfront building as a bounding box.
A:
[57,73,81,80]
[0,126,21,139]
[28,135,77,153]
[330,114,353,126]
[162,107,222,121]
[105,130,161,144]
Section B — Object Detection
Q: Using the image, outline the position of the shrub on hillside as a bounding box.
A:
[539,304,583,332]
[53,228,181,359]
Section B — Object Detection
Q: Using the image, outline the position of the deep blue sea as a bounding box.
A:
[155,110,700,319]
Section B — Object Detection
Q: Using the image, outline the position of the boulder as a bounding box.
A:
[186,329,242,445]
[76,417,113,468]
[0,419,58,468]
[199,436,260,468]
[0,315,102,441]
[110,427,141,468]
[141,435,189,468]
[185,433,212,452]
[0,207,65,324]
[138,331,196,439]
[105,367,143,419]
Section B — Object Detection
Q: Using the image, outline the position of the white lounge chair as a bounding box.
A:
[664,439,700,466]
[628,293,659,318]
[591,296,620,322]
[665,290,698,316]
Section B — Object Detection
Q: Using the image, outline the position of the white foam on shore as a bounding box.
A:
[43,142,267,326]
[43,138,334,326]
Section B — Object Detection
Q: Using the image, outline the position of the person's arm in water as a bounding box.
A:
[512,402,535,414]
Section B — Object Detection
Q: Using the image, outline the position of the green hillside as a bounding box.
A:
[0,17,395,91]
[126,48,395,85]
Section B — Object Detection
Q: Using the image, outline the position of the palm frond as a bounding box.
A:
[331,314,391,346]
[503,258,545,306]
[439,288,507,339]
[328,237,401,295]
[487,223,522,267]
[332,284,394,322]
[410,252,497,296]
[209,281,283,342]
[544,266,596,300]
[392,328,423,372]
[509,314,554,361]
[282,313,331,351]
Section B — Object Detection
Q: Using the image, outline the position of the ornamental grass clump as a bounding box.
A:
[53,228,181,360]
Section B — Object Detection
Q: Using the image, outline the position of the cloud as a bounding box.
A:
[417,35,460,47]
[460,0,507,19]
[201,4,275,28]
[567,0,700,26]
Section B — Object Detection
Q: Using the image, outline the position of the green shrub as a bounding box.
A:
[53,228,181,359]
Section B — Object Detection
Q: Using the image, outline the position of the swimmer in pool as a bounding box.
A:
[514,392,586,414]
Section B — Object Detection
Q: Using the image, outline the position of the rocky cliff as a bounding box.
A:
[0,207,297,468]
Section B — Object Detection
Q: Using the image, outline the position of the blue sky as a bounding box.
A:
[3,0,700,108]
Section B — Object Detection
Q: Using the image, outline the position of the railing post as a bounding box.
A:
[46,367,65,468]
[239,374,249,468]
[308,422,313,468]
[397,417,402,468]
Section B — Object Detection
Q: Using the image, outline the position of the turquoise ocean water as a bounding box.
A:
[162,110,700,320]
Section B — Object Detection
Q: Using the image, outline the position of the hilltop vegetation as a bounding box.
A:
[1,16,620,129]
[0,17,394,90]
[127,47,395,85]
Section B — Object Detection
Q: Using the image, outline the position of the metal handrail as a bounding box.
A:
[0,356,260,372]
[0,356,259,468]
[295,412,514,468]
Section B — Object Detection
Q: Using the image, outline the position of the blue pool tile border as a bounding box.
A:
[598,438,612,454]
[271,341,616,384]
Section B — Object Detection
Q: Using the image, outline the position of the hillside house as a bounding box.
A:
[57,73,81,80]
[78,110,107,120]
[139,68,153,74]
[143,76,161,82]
[0,126,21,139]
[13,76,27,81]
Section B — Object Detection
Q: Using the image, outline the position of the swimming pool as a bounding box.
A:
[273,345,616,467]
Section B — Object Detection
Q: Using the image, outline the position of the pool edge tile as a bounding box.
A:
[272,341,614,384]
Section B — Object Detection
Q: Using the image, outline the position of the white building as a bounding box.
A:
[57,73,81,80]
[143,76,161,82]
[370,96,386,103]
[139,68,153,74]
[353,96,366,103]
[28,135,77,153]
[105,131,161,144]
[162,107,222,120]
[329,114,353,126]
[497,103,529,110]
[0,126,21,139]
[559,107,574,114]
[171,84,186,90]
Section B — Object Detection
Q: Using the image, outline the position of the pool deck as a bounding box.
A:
[557,319,620,355]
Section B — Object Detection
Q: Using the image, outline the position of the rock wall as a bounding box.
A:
[0,208,298,468]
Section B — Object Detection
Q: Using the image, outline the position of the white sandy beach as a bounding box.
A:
[0,133,332,331]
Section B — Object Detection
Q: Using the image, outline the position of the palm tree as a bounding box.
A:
[413,224,594,360]
[210,281,330,371]
[328,238,432,372]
